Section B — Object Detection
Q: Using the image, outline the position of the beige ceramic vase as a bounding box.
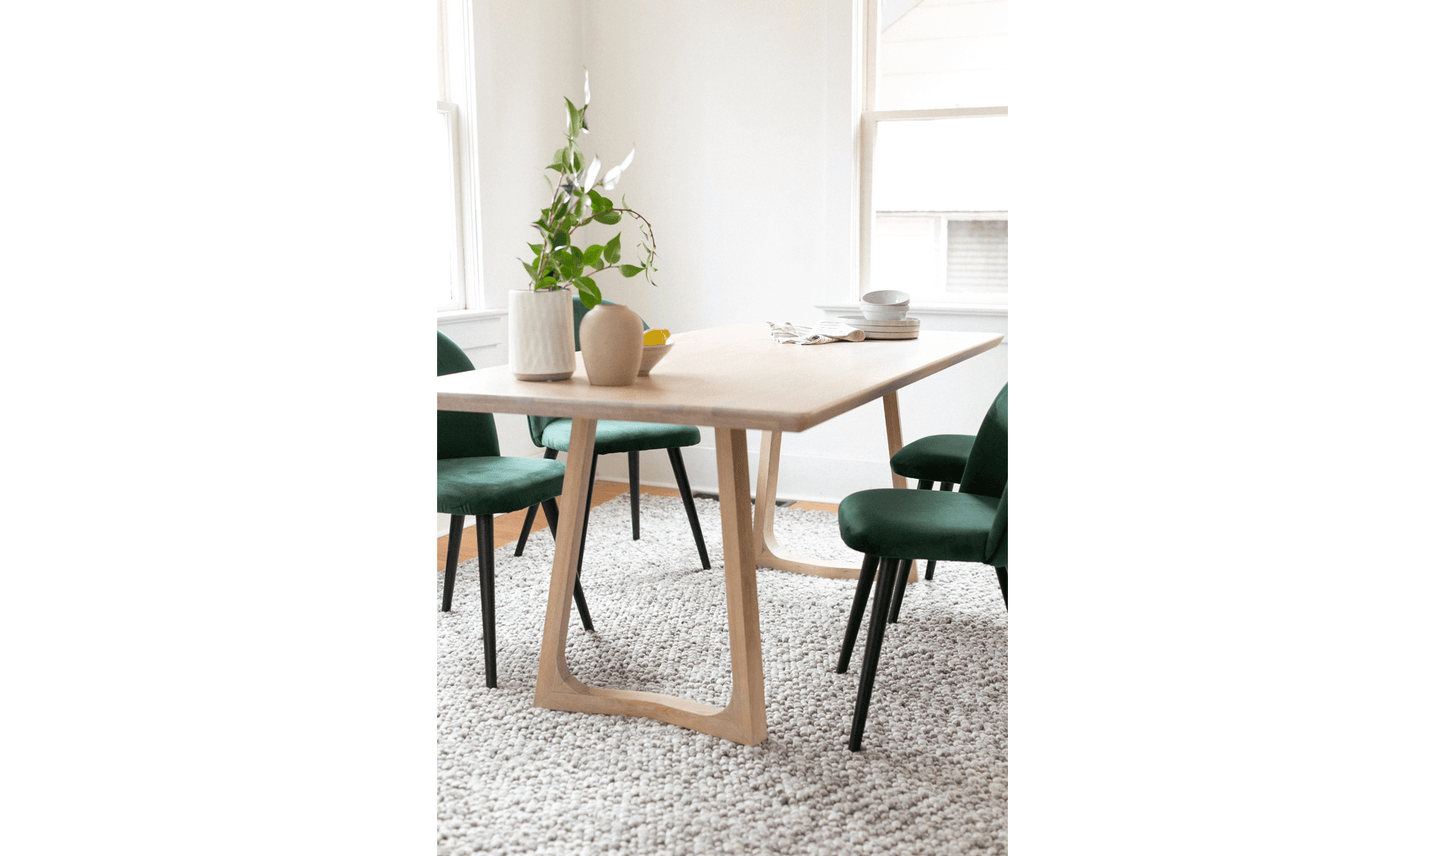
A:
[579,303,644,386]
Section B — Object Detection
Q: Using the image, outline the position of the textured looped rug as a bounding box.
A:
[438,494,1007,855]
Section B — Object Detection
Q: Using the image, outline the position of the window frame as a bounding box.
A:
[436,99,466,311]
[857,0,1008,304]
[437,0,482,313]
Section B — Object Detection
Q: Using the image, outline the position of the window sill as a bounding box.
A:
[436,307,507,325]
[814,302,1008,317]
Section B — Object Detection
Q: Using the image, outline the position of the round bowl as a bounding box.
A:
[861,289,911,307]
[860,303,909,321]
[637,342,673,376]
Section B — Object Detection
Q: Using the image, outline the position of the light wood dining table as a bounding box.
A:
[436,323,1003,745]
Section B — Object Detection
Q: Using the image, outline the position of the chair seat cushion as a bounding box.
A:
[889,434,975,483]
[437,456,566,517]
[838,488,1001,563]
[540,419,702,455]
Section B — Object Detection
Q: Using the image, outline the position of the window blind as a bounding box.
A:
[946,218,1007,293]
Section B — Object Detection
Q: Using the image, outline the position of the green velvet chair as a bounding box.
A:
[513,297,711,570]
[438,331,593,689]
[889,427,976,583]
[834,383,1007,751]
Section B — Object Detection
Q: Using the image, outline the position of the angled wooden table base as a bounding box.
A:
[752,391,919,582]
[437,325,1003,745]
[533,419,768,744]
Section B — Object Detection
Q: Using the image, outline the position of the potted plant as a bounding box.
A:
[509,70,659,383]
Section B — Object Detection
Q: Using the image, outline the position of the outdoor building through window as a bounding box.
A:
[861,0,1008,305]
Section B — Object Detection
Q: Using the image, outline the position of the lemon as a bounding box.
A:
[643,329,669,346]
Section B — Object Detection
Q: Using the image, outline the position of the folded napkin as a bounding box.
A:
[767,320,867,345]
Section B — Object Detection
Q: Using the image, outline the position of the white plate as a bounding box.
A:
[862,330,919,340]
[839,314,920,330]
[839,313,919,327]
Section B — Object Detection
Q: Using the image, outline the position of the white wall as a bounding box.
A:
[442,0,1007,518]
[441,0,585,459]
[576,0,852,331]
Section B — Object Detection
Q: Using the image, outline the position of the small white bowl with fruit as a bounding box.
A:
[638,328,672,376]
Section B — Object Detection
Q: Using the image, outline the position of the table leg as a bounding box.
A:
[882,391,919,583]
[533,418,768,745]
[754,429,862,580]
[753,392,917,581]
[882,391,907,490]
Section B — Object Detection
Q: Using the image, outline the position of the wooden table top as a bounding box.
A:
[436,323,1003,434]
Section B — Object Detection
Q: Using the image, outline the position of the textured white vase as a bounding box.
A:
[508,288,576,381]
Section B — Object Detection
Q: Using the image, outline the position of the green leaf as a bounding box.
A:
[552,229,569,248]
[576,277,601,308]
[604,233,622,264]
[569,245,585,262]
[594,210,621,225]
[565,98,582,138]
[619,264,644,278]
[583,245,605,268]
[527,243,543,255]
[588,191,612,212]
[538,275,557,290]
[570,150,583,172]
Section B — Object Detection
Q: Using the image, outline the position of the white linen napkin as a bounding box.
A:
[767,320,867,345]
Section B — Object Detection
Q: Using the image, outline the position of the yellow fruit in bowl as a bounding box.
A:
[643,329,670,346]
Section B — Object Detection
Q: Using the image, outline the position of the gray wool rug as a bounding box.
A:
[437,494,1008,855]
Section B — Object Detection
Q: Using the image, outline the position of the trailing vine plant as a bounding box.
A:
[519,70,658,309]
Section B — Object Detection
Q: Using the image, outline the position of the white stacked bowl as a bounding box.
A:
[860,289,910,320]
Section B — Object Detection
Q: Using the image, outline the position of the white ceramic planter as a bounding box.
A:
[508,288,576,381]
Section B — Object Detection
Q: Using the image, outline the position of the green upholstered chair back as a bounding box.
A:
[526,296,650,447]
[959,384,1007,499]
[438,331,500,460]
[985,483,1007,567]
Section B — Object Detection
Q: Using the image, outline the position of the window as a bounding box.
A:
[437,0,481,312]
[436,100,464,310]
[860,0,1008,305]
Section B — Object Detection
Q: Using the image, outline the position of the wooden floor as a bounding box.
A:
[437,481,838,571]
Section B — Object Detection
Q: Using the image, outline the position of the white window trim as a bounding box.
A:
[437,100,466,311]
[436,306,508,325]
[856,0,1007,305]
[816,301,1009,317]
[438,0,483,313]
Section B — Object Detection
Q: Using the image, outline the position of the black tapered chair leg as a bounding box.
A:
[917,481,941,581]
[836,554,881,672]
[888,557,910,623]
[540,498,593,631]
[850,557,899,752]
[476,514,498,688]
[513,505,540,556]
[666,447,711,570]
[575,452,598,576]
[513,449,559,557]
[995,566,1007,608]
[628,450,641,540]
[441,514,464,612]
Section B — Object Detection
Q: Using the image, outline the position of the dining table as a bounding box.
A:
[435,322,1004,745]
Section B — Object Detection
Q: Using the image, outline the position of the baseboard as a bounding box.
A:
[590,445,893,506]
